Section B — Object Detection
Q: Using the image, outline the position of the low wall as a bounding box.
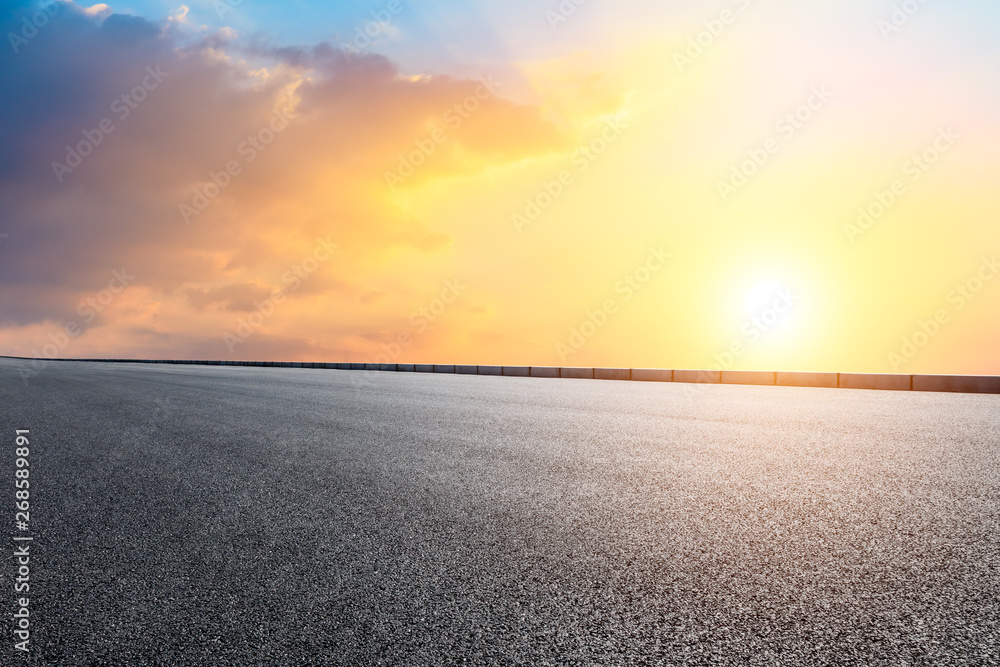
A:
[3,356,998,394]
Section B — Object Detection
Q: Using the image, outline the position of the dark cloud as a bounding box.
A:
[0,1,567,356]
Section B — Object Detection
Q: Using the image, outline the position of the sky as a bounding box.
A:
[1,0,999,374]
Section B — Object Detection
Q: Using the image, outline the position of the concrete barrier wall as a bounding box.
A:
[722,370,775,386]
[2,355,996,395]
[631,369,672,382]
[839,373,910,391]
[913,375,1000,394]
[674,369,720,384]
[777,372,838,388]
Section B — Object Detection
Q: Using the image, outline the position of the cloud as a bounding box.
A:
[184,282,275,312]
[0,1,567,358]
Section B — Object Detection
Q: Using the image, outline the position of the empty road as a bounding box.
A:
[1,358,998,665]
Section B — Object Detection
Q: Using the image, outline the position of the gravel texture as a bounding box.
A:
[1,359,998,665]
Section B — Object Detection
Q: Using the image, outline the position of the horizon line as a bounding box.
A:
[3,356,999,394]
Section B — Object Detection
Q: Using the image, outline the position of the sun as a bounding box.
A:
[746,280,786,316]
[739,279,804,351]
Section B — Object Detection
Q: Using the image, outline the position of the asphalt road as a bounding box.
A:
[1,358,998,666]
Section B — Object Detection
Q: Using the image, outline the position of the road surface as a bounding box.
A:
[1,358,998,665]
